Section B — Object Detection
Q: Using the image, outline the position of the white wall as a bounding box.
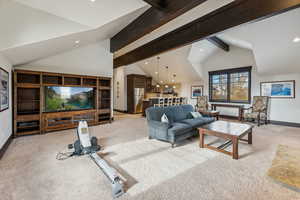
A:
[16,40,113,77]
[194,46,300,123]
[0,54,12,149]
[254,73,300,123]
[113,64,147,111]
[181,81,204,105]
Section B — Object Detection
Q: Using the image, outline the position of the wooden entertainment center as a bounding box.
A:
[13,70,112,137]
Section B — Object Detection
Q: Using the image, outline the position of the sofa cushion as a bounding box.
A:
[168,122,193,136]
[166,107,186,122]
[170,105,194,122]
[181,117,215,128]
[146,105,194,122]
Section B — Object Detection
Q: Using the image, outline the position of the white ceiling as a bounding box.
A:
[0,0,148,65]
[187,40,219,78]
[137,45,200,84]
[14,0,148,28]
[132,7,300,83]
[219,7,300,75]
[0,1,89,50]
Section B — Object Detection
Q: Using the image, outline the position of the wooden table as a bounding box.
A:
[199,110,220,120]
[211,104,244,121]
[198,121,253,160]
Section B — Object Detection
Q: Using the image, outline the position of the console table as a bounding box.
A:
[211,104,244,121]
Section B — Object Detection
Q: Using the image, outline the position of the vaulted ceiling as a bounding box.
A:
[134,7,300,84]
[0,0,149,65]
[14,0,148,28]
[1,0,300,82]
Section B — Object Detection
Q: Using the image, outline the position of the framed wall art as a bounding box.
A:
[260,80,295,98]
[0,67,9,111]
[191,85,203,99]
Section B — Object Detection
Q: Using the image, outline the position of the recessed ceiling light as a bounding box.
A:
[90,0,96,2]
[145,62,149,65]
[155,71,158,74]
[75,40,80,44]
[293,37,300,43]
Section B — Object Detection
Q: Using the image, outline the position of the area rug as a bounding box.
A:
[104,137,220,196]
[268,145,300,191]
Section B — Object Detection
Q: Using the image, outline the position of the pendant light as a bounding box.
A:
[172,74,176,89]
[165,66,169,88]
[156,56,160,88]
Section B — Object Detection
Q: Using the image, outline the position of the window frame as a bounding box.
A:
[209,66,252,104]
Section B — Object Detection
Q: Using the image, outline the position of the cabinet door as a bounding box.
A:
[127,77,134,113]
[134,77,146,88]
[146,77,152,92]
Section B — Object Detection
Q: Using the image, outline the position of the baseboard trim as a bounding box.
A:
[113,109,128,113]
[270,120,300,128]
[0,135,13,160]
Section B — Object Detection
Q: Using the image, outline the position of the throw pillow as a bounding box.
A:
[190,112,202,119]
[161,113,169,123]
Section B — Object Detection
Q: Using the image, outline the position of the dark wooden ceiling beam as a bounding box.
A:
[110,0,207,52]
[143,0,167,10]
[207,36,230,52]
[114,0,300,68]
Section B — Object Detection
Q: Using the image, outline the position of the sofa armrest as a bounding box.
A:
[148,120,170,131]
[147,120,171,140]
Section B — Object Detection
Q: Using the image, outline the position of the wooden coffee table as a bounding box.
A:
[198,121,253,160]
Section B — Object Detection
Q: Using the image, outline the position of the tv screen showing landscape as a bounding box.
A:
[45,86,95,112]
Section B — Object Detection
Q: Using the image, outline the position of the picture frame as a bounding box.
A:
[191,85,203,99]
[260,80,295,98]
[0,67,9,112]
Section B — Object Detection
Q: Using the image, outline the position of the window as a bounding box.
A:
[209,67,252,103]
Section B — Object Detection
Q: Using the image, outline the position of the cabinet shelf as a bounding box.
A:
[16,130,41,136]
[99,86,111,90]
[17,73,40,84]
[64,76,81,86]
[83,78,97,87]
[14,70,112,136]
[43,75,62,85]
[16,120,40,136]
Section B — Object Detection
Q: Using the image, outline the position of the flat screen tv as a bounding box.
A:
[45,86,95,112]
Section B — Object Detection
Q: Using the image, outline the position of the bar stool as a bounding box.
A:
[168,97,173,106]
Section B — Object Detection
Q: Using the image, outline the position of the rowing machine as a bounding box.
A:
[76,121,125,198]
[59,121,125,198]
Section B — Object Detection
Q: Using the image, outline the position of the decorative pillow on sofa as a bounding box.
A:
[161,113,169,123]
[190,112,202,119]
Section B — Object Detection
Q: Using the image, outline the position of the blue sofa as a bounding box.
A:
[145,105,215,147]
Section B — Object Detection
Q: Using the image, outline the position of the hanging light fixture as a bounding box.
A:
[172,74,176,89]
[165,66,169,88]
[156,56,160,88]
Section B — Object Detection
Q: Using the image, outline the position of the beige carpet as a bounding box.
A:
[1,117,300,200]
[268,145,300,191]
